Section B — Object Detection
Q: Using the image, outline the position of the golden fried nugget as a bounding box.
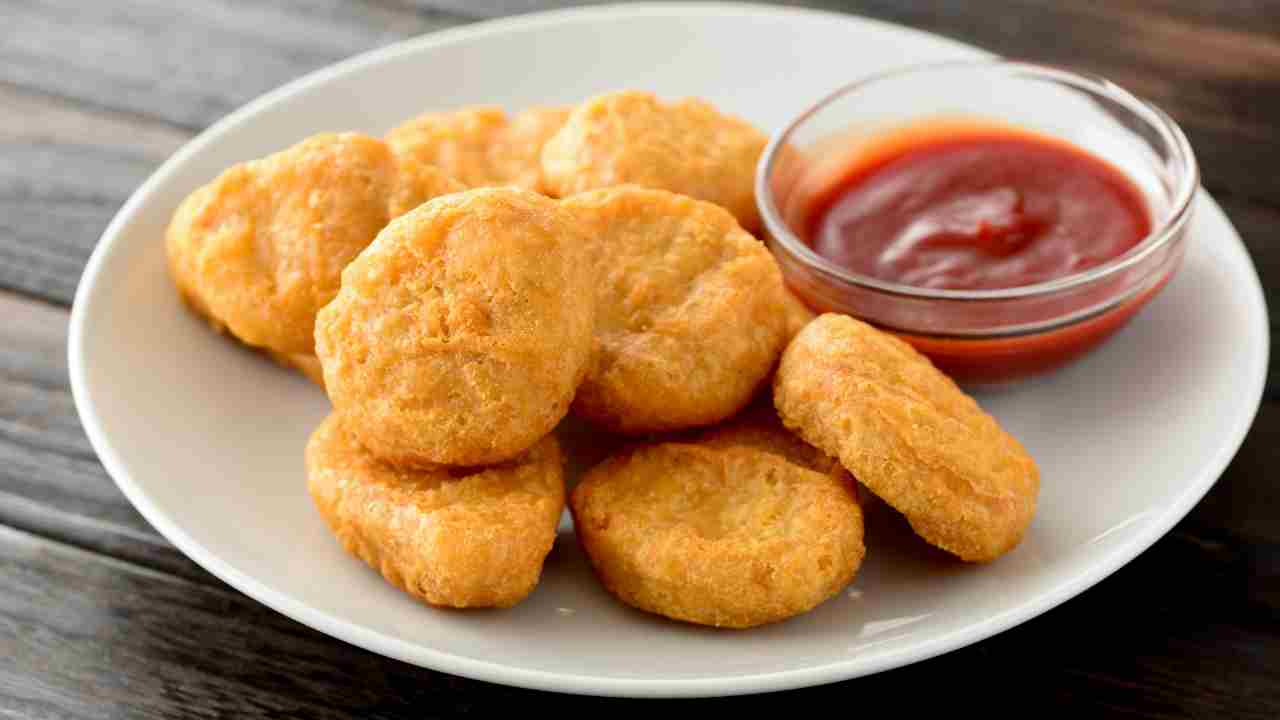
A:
[773,314,1039,562]
[166,133,396,354]
[388,159,467,219]
[306,414,565,609]
[385,105,571,192]
[561,186,788,434]
[316,187,594,467]
[697,401,842,478]
[267,351,326,388]
[571,435,864,628]
[541,91,767,231]
[780,286,816,344]
[498,105,574,190]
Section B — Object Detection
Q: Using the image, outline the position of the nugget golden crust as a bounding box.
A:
[541,91,767,231]
[316,187,594,466]
[266,351,327,388]
[571,438,864,628]
[166,133,396,354]
[306,414,565,609]
[388,160,467,219]
[561,187,788,434]
[499,105,574,191]
[773,314,1039,562]
[697,402,842,478]
[385,105,571,192]
[780,286,816,344]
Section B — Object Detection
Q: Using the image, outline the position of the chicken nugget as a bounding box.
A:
[561,186,788,434]
[386,105,571,192]
[773,314,1039,562]
[497,105,574,191]
[306,414,565,609]
[697,401,842,477]
[267,351,326,388]
[167,133,396,354]
[780,285,816,343]
[541,91,767,231]
[316,187,594,467]
[388,159,467,219]
[571,432,864,628]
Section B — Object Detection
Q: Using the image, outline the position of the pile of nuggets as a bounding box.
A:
[166,90,1040,628]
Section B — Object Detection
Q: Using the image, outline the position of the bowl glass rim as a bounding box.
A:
[754,59,1200,302]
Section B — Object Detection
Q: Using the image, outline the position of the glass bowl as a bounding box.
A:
[756,60,1199,383]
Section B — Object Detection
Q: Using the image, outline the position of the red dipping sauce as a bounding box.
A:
[768,118,1187,383]
[808,130,1152,292]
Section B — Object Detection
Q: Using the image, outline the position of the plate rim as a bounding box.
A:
[67,1,1270,698]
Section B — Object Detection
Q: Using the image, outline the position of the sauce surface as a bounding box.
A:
[807,127,1152,291]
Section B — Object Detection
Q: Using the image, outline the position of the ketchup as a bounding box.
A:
[777,120,1182,383]
[807,127,1151,291]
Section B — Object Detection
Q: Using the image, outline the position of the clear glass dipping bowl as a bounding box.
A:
[756,61,1199,383]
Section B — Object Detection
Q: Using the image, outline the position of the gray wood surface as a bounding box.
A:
[2,1,1278,716]
[2,518,1279,718]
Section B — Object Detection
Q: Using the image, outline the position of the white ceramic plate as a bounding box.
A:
[69,3,1268,698]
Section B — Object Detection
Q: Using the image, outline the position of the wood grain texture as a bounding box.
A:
[0,0,468,306]
[0,0,468,130]
[0,86,189,304]
[1,518,1277,718]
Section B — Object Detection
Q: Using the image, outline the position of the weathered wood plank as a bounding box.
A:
[0,291,210,583]
[1105,0,1280,37]
[0,0,465,306]
[0,85,190,305]
[0,0,470,131]
[1,514,1277,717]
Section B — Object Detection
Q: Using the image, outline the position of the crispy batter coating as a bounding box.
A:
[697,401,842,478]
[561,186,788,434]
[388,159,467,219]
[166,133,396,354]
[267,351,326,388]
[316,187,595,466]
[571,430,864,628]
[500,105,574,191]
[773,314,1039,562]
[306,414,565,609]
[385,105,571,192]
[780,285,816,344]
[541,91,767,231]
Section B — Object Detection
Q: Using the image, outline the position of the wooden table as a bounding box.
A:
[3,1,1278,715]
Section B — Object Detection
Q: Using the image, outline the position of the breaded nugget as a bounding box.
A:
[267,351,326,388]
[571,433,864,628]
[780,285,816,343]
[316,187,594,466]
[541,91,767,231]
[773,314,1039,562]
[697,401,842,477]
[561,186,788,434]
[498,105,574,190]
[306,414,565,609]
[388,160,467,219]
[385,105,571,192]
[166,132,396,354]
